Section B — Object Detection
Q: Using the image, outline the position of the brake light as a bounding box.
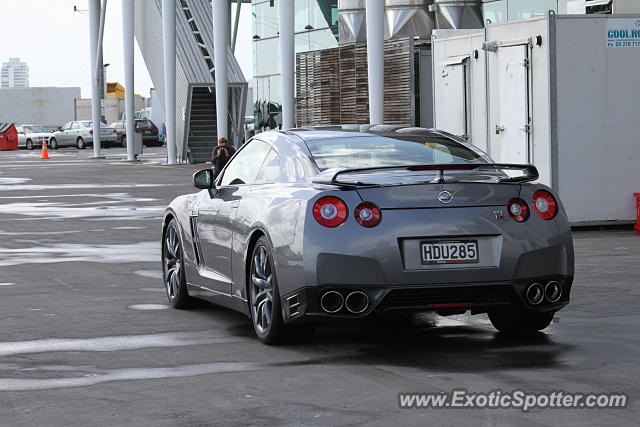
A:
[508,198,529,222]
[89,130,93,135]
[532,190,558,220]
[313,196,348,228]
[113,129,117,134]
[354,202,382,228]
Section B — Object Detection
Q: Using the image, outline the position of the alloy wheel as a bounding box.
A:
[250,245,273,334]
[163,225,182,300]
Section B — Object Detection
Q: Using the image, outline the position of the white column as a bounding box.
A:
[123,0,135,161]
[214,0,230,140]
[163,0,177,164]
[365,0,384,125]
[278,0,295,129]
[89,0,103,157]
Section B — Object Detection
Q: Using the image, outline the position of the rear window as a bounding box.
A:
[306,135,486,171]
[135,120,153,128]
[81,121,108,128]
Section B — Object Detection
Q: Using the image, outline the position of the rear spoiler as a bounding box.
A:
[312,163,539,187]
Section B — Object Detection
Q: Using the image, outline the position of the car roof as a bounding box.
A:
[280,125,460,142]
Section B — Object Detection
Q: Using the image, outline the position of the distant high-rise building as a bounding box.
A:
[1,58,30,88]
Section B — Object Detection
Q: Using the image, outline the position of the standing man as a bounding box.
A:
[211,137,236,178]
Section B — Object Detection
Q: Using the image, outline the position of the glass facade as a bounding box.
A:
[483,0,559,23]
[252,0,338,132]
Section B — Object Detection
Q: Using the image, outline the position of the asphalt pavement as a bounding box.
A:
[0,146,638,426]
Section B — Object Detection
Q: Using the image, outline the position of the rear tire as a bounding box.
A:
[489,311,554,334]
[121,134,127,147]
[249,236,289,345]
[77,137,86,149]
[49,138,58,150]
[26,139,34,150]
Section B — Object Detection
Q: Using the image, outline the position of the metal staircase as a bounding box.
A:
[187,87,217,163]
[134,0,247,163]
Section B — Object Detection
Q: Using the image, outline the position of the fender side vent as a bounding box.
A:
[189,217,204,269]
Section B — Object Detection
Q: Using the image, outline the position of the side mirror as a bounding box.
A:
[193,169,215,190]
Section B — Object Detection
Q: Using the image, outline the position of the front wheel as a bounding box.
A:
[488,311,554,334]
[77,138,86,149]
[249,237,289,344]
[26,139,34,150]
[49,138,58,150]
[162,220,194,309]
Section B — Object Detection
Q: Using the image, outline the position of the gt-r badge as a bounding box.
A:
[494,210,505,220]
[438,191,453,204]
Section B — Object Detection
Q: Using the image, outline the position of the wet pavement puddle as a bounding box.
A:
[0,202,165,221]
[128,304,169,310]
[0,177,31,184]
[0,362,263,391]
[0,242,160,266]
[134,270,163,279]
[0,332,254,391]
[0,331,239,357]
[0,183,178,192]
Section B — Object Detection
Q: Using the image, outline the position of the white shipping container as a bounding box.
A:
[431,14,640,225]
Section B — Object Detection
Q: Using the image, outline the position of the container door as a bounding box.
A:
[495,45,530,163]
[440,60,469,139]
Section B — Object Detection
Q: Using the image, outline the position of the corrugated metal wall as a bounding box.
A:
[296,38,415,126]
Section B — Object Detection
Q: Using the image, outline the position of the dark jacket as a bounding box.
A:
[211,145,236,177]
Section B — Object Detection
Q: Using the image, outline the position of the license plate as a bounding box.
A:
[420,240,479,265]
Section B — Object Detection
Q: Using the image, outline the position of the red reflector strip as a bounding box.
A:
[431,303,470,309]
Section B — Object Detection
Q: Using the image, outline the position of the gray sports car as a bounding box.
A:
[161,126,574,344]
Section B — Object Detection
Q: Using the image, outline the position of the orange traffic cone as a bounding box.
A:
[40,140,49,159]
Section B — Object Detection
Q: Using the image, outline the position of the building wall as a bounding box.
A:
[432,30,488,152]
[75,97,147,125]
[296,38,415,127]
[612,0,640,13]
[485,17,551,187]
[253,0,339,130]
[0,87,80,127]
[1,58,29,88]
[555,15,640,223]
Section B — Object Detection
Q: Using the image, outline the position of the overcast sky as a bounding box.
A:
[0,0,253,98]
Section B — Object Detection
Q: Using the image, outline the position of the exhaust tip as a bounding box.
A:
[345,291,369,314]
[320,291,344,313]
[526,283,545,305]
[545,281,562,303]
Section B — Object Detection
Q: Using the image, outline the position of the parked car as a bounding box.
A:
[160,126,575,344]
[16,124,55,150]
[109,119,162,147]
[52,121,117,149]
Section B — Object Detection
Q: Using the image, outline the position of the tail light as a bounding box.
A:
[532,190,558,220]
[508,198,530,222]
[313,196,348,228]
[354,202,382,228]
[89,130,93,135]
[113,129,117,134]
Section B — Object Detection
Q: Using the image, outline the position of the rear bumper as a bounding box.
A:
[281,275,573,324]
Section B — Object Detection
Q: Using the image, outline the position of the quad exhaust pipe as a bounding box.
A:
[545,281,562,303]
[526,283,545,305]
[525,281,562,305]
[345,291,369,314]
[320,290,369,314]
[320,291,344,313]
